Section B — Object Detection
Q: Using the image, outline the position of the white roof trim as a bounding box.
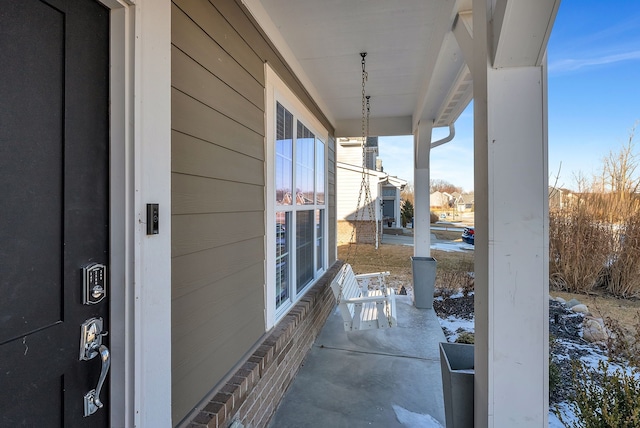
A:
[337,161,408,188]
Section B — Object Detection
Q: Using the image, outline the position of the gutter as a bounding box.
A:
[431,123,455,149]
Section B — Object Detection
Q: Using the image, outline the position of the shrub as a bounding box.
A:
[559,360,640,428]
[455,331,474,344]
[461,275,474,297]
[401,200,414,227]
[549,132,640,298]
[604,311,640,366]
[435,270,471,297]
[605,214,640,298]
[549,198,640,298]
[549,204,614,294]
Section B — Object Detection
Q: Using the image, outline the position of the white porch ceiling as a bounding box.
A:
[243,0,473,137]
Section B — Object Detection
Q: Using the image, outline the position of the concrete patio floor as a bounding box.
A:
[268,295,447,427]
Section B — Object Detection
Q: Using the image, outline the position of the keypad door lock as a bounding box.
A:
[83,263,107,305]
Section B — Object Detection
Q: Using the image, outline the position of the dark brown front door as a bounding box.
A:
[0,0,110,426]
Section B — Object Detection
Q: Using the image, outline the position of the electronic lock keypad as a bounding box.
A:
[83,263,107,305]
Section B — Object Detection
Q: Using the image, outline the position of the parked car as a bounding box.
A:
[462,227,475,245]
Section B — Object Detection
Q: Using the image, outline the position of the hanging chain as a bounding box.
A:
[364,95,377,247]
[345,53,369,266]
[346,53,379,270]
[339,53,392,326]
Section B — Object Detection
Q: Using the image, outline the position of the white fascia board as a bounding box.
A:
[492,0,561,67]
[337,161,386,179]
[337,162,408,188]
[387,176,408,188]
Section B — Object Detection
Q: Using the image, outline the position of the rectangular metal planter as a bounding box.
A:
[439,342,474,428]
[410,256,436,308]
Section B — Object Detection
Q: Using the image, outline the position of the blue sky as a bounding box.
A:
[379,0,640,192]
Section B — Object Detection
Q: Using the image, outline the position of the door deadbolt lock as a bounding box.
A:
[83,263,107,305]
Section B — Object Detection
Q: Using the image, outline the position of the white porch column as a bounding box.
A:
[413,121,433,256]
[473,1,550,426]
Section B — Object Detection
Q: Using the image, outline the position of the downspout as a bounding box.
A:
[375,174,388,250]
[431,123,456,149]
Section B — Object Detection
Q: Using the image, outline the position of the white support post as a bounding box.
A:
[473,1,550,426]
[413,121,433,256]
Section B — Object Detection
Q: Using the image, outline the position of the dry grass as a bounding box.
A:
[552,290,640,331]
[431,230,464,241]
[337,243,474,293]
[550,201,640,298]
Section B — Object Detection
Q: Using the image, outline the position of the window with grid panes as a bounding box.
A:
[274,102,326,311]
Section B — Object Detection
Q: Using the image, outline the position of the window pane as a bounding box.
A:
[316,140,325,205]
[276,212,290,309]
[316,209,324,269]
[382,187,396,197]
[296,210,314,292]
[276,103,293,205]
[296,122,314,205]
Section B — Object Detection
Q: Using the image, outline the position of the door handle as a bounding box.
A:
[79,317,110,417]
[84,344,110,416]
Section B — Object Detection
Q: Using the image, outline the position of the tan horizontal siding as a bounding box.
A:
[172,46,264,135]
[172,264,264,362]
[172,211,264,258]
[172,173,264,215]
[172,89,263,161]
[172,3,263,108]
[172,277,264,423]
[173,0,265,85]
[172,130,263,184]
[171,1,269,423]
[172,237,264,299]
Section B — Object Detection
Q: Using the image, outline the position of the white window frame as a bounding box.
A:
[265,64,328,330]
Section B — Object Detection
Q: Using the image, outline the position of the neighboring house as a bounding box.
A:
[549,186,576,211]
[336,137,407,244]
[456,193,475,212]
[1,1,559,427]
[430,191,453,208]
[381,179,407,227]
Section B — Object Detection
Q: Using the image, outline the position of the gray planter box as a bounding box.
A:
[410,256,436,308]
[439,342,474,428]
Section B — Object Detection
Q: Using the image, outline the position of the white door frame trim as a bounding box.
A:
[100,1,135,426]
[102,1,173,426]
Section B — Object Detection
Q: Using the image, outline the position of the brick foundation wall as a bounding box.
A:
[337,220,381,245]
[186,261,343,428]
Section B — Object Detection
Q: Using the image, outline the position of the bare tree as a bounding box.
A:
[591,125,640,220]
[400,184,414,206]
[430,179,462,194]
[602,125,639,198]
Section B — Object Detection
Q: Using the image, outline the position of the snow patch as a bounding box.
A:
[549,402,577,427]
[431,242,474,253]
[392,404,444,427]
